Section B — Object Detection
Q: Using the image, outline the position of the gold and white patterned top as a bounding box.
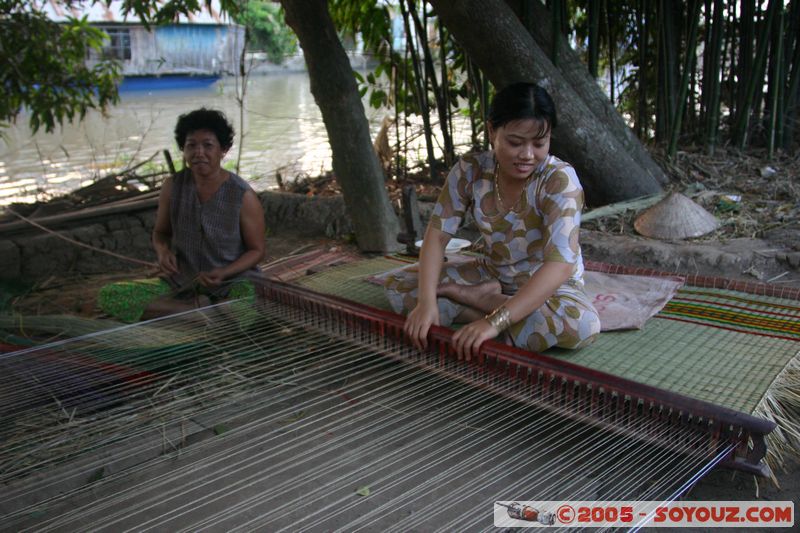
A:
[430,151,586,289]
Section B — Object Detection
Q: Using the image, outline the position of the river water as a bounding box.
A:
[0,73,456,207]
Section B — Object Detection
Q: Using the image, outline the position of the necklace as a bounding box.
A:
[494,164,531,213]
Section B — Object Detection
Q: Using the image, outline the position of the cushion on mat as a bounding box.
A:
[584,271,684,330]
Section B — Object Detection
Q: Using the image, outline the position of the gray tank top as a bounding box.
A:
[169,170,259,280]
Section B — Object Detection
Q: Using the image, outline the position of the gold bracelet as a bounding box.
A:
[485,305,512,332]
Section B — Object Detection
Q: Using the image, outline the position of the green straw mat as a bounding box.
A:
[296,256,800,469]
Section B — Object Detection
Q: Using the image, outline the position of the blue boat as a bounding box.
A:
[119,75,221,93]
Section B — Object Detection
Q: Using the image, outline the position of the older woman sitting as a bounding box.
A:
[98,108,265,322]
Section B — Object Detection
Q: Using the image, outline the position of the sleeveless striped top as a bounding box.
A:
[169,170,259,280]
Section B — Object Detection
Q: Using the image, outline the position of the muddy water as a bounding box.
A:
[0,73,449,206]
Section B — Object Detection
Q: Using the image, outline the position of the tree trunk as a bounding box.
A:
[280,0,401,252]
[430,0,665,206]
[506,0,668,192]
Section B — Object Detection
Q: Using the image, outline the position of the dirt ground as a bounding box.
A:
[674,459,800,532]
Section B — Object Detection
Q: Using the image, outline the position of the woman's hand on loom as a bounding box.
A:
[452,319,498,361]
[404,301,440,351]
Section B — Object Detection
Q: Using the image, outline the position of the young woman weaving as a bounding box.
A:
[385,82,600,359]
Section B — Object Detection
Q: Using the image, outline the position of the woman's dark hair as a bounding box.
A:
[174,108,235,151]
[488,82,557,137]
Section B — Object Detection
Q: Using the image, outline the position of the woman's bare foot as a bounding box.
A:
[436,280,504,313]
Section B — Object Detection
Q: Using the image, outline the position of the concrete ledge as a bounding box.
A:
[0,191,353,282]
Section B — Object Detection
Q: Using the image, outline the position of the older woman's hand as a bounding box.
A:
[451,319,499,361]
[197,268,226,288]
[156,249,179,275]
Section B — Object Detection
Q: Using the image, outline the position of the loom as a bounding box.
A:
[0,278,781,531]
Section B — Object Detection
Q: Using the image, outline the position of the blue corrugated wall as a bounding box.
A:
[153,25,233,75]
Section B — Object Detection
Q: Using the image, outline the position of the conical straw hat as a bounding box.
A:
[633,192,719,239]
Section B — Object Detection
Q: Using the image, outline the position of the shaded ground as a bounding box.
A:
[579,147,800,289]
[677,458,800,531]
[2,231,353,318]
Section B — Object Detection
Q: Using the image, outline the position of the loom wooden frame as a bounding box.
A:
[256,277,777,478]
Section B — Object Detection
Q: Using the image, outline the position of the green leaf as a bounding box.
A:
[355,486,370,497]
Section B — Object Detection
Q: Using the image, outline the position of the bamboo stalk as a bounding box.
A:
[390,39,402,181]
[734,0,756,120]
[705,0,725,155]
[409,1,454,167]
[635,0,650,139]
[667,0,702,159]
[782,1,800,149]
[235,24,250,177]
[724,0,737,126]
[732,0,778,149]
[551,0,562,67]
[522,0,532,33]
[699,0,712,125]
[437,23,454,167]
[768,5,785,158]
[654,1,669,141]
[717,0,732,126]
[399,0,436,181]
[661,0,678,136]
[605,0,616,105]
[466,55,479,149]
[402,42,411,178]
[588,0,600,79]
[481,71,489,149]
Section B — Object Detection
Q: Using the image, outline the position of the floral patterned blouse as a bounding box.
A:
[429,151,586,289]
